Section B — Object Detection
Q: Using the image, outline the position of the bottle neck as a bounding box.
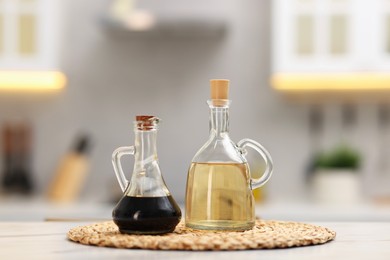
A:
[209,106,230,136]
[134,129,158,166]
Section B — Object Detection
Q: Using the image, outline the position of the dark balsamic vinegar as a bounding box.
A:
[112,195,182,235]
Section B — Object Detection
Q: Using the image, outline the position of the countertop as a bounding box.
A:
[1,221,390,259]
[2,198,390,222]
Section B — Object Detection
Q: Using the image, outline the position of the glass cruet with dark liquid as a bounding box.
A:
[112,115,181,234]
[185,79,273,231]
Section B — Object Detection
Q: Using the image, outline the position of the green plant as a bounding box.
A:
[313,145,361,170]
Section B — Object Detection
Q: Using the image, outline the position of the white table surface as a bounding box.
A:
[1,221,390,260]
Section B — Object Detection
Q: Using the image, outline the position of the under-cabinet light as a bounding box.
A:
[0,71,66,92]
[271,73,390,92]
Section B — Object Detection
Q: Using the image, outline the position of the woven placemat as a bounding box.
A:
[68,220,336,250]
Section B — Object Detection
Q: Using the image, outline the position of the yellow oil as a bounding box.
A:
[185,162,255,231]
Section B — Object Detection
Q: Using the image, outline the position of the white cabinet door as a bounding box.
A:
[272,0,390,73]
[0,0,62,70]
[272,0,390,94]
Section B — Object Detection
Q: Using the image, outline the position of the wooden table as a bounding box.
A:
[1,221,390,259]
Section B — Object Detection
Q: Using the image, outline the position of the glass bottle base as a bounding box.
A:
[114,217,180,235]
[112,195,181,235]
[117,226,176,235]
[185,220,254,231]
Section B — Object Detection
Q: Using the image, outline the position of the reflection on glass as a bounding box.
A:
[296,15,314,55]
[18,14,36,55]
[330,15,347,54]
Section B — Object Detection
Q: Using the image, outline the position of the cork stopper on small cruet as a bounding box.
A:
[136,115,159,130]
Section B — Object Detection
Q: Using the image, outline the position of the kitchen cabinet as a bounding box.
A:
[0,0,65,90]
[271,0,390,98]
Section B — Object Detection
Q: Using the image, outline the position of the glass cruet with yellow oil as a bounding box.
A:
[185,79,273,231]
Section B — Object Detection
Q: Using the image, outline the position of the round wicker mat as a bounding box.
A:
[68,220,336,251]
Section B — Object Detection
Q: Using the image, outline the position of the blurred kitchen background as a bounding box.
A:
[2,0,390,221]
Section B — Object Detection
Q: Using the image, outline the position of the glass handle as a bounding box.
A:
[112,146,135,192]
[237,138,273,190]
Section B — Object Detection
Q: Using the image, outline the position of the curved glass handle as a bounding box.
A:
[237,138,273,190]
[112,146,135,192]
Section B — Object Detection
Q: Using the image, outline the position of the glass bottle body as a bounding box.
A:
[185,100,273,231]
[112,117,181,234]
[186,161,254,231]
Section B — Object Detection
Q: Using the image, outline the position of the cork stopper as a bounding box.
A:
[136,115,154,122]
[210,79,229,100]
[135,115,159,130]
